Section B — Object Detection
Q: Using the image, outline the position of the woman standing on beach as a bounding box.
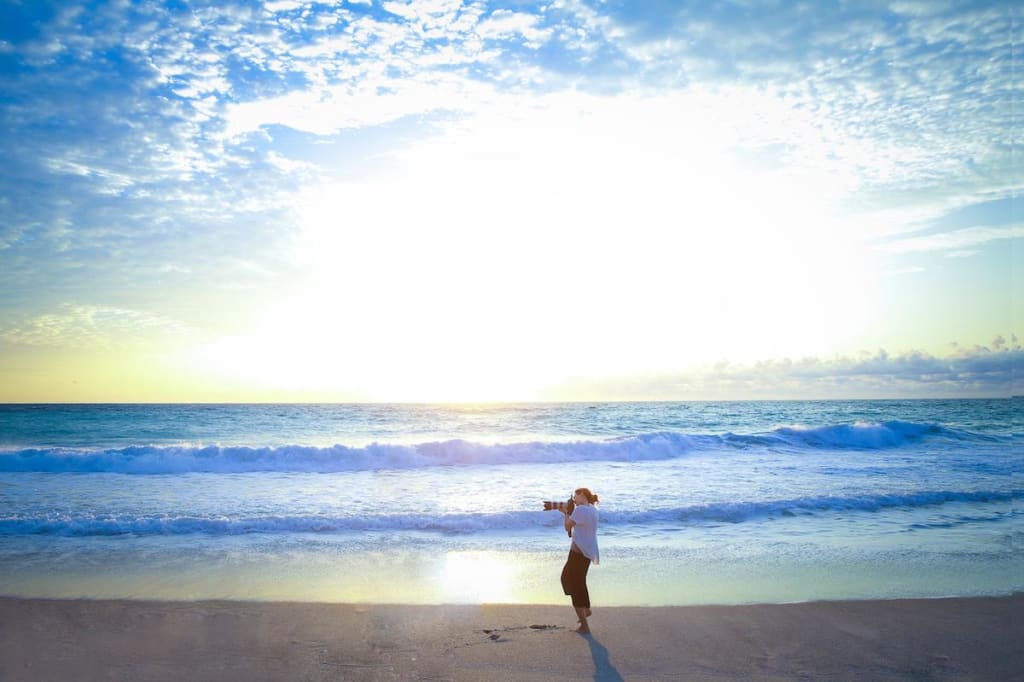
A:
[561,487,600,633]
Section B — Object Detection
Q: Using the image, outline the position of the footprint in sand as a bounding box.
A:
[481,624,563,642]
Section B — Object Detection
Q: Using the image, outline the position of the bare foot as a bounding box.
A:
[575,624,590,634]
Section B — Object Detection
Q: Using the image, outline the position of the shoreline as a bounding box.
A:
[2,594,1021,681]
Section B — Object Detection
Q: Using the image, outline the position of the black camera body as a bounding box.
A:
[543,496,576,536]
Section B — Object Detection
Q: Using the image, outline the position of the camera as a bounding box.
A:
[542,498,575,514]
[542,497,575,514]
[543,496,575,537]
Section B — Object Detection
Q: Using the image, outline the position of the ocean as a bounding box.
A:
[0,400,1020,605]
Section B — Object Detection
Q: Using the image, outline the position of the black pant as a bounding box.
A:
[560,547,591,609]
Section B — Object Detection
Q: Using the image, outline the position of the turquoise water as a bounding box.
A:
[0,400,1020,604]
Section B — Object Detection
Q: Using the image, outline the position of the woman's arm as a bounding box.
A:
[563,512,576,532]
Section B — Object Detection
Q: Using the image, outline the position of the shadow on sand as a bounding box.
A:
[578,632,624,682]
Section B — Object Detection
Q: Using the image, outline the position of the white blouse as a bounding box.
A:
[570,504,600,565]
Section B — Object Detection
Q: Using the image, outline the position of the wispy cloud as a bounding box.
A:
[0,303,195,350]
[596,2,1018,231]
[880,224,1024,255]
[477,9,553,47]
[3,1,1015,245]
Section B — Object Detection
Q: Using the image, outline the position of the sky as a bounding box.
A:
[0,0,1020,402]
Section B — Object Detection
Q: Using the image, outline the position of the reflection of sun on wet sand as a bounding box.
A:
[1,595,1021,681]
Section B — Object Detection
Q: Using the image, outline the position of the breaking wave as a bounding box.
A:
[2,489,1018,537]
[0,421,1007,474]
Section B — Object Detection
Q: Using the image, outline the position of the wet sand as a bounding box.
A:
[1,594,1021,681]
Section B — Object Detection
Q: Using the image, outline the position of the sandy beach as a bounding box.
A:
[1,594,1021,681]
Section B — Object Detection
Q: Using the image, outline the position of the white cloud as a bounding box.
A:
[581,2,1019,219]
[888,1,956,18]
[880,224,1024,255]
[264,0,307,11]
[551,0,624,46]
[477,10,553,48]
[265,151,315,173]
[0,304,195,350]
[41,157,135,196]
[225,74,493,136]
[381,0,468,30]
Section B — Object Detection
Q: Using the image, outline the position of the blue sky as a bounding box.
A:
[0,0,1020,401]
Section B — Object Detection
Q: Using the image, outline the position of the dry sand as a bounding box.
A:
[1,594,1021,681]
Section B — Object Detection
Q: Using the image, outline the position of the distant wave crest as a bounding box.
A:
[0,421,1005,474]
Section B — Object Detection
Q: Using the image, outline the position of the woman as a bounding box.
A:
[560,487,599,633]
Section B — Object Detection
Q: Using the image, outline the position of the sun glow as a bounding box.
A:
[440,551,518,603]
[176,89,877,401]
